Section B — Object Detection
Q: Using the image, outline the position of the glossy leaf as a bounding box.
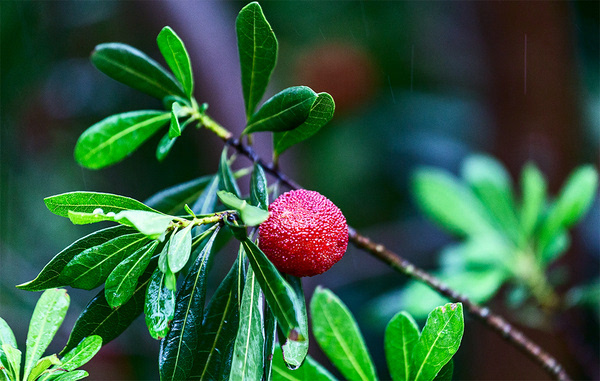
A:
[23,289,70,381]
[169,102,183,139]
[192,175,220,216]
[190,258,242,380]
[27,354,60,381]
[273,92,335,156]
[520,163,547,238]
[91,42,185,99]
[243,86,317,135]
[412,169,494,237]
[218,148,241,197]
[241,239,308,369]
[217,191,269,226]
[45,191,157,218]
[114,210,173,238]
[250,163,269,210]
[145,175,213,215]
[310,287,377,381]
[74,110,170,169]
[156,131,179,162]
[229,267,264,380]
[236,1,278,118]
[263,301,277,381]
[433,360,454,381]
[385,312,420,381]
[159,228,219,381]
[105,241,158,308]
[144,268,176,340]
[51,369,88,381]
[0,318,17,375]
[62,233,149,290]
[412,303,464,381]
[157,27,194,99]
[2,344,21,381]
[62,260,157,354]
[272,347,337,381]
[57,335,102,372]
[168,223,194,273]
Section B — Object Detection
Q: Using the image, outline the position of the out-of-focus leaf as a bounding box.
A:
[272,347,337,381]
[168,223,194,273]
[520,163,547,238]
[157,27,194,99]
[45,192,157,218]
[229,267,264,380]
[105,241,158,308]
[243,86,317,135]
[412,303,464,381]
[74,110,170,169]
[56,335,102,371]
[23,289,70,381]
[385,311,420,381]
[236,1,278,118]
[62,233,149,290]
[218,191,269,226]
[412,169,494,237]
[190,258,243,380]
[250,163,269,210]
[241,240,308,369]
[310,287,377,381]
[218,148,241,197]
[169,102,183,139]
[540,230,570,265]
[145,175,213,215]
[159,228,219,381]
[192,175,220,216]
[144,268,176,340]
[91,42,185,99]
[273,92,335,156]
[61,260,157,354]
[27,354,60,381]
[566,278,600,310]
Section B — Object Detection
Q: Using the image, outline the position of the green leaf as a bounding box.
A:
[538,165,598,254]
[91,42,185,99]
[105,241,158,308]
[241,239,308,369]
[114,210,173,238]
[272,347,337,381]
[62,233,149,290]
[2,344,21,381]
[57,335,102,372]
[250,164,269,210]
[0,318,17,380]
[27,354,60,381]
[169,102,183,139]
[412,303,464,381]
[144,268,176,340]
[540,230,570,265]
[192,175,220,216]
[433,360,453,381]
[23,289,70,381]
[145,175,213,215]
[51,369,88,381]
[218,148,241,197]
[243,86,317,135]
[236,1,278,118]
[62,259,157,354]
[282,275,309,371]
[74,110,170,169]
[159,228,220,381]
[157,27,194,99]
[310,287,377,381]
[412,169,494,237]
[273,92,335,156]
[462,155,520,243]
[385,312,420,381]
[190,258,242,381]
[168,223,194,273]
[519,163,547,238]
[218,191,269,226]
[263,301,277,381]
[229,267,264,380]
[45,191,157,218]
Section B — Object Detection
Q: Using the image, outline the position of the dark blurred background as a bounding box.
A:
[1,1,598,380]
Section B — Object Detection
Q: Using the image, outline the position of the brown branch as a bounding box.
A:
[224,137,572,381]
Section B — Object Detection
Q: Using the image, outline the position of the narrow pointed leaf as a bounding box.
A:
[145,175,213,215]
[229,267,264,380]
[61,260,157,354]
[27,354,60,381]
[385,312,420,381]
[218,148,241,197]
[519,163,547,238]
[168,223,193,273]
[62,233,149,290]
[217,191,269,226]
[51,369,88,381]
[169,102,183,139]
[57,335,102,371]
[157,27,194,98]
[23,289,70,381]
[272,347,337,381]
[273,92,335,156]
[105,241,158,308]
[159,228,220,381]
[156,131,179,162]
[250,163,269,210]
[263,301,277,381]
[74,110,170,169]
[45,191,157,218]
[412,303,464,381]
[243,86,317,135]
[144,268,176,340]
[236,1,278,117]
[310,287,377,381]
[91,42,185,99]
[241,239,308,369]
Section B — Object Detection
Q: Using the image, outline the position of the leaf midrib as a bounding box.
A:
[413,313,456,381]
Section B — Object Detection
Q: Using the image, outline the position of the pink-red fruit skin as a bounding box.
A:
[258,189,348,277]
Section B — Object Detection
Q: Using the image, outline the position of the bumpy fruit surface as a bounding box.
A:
[258,189,348,277]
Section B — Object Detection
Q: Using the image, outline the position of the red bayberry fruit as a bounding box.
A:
[258,189,348,277]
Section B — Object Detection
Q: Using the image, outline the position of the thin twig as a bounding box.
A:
[224,137,572,381]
